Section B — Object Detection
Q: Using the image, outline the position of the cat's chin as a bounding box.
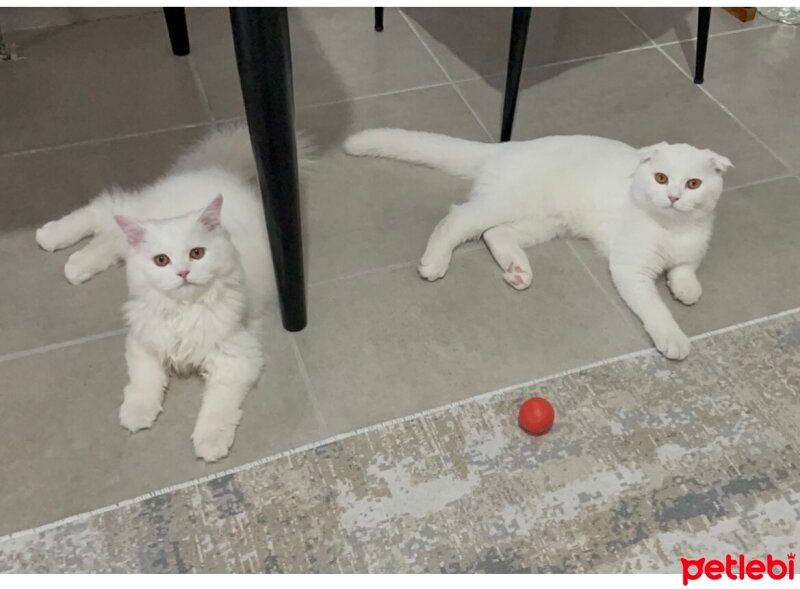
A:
[165,281,213,301]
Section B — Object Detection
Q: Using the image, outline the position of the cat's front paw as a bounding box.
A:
[418,252,451,281]
[35,222,62,252]
[648,323,691,361]
[418,261,448,281]
[668,273,702,306]
[119,396,162,432]
[64,251,95,285]
[192,422,236,463]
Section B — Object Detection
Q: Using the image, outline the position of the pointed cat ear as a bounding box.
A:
[706,150,733,173]
[114,215,145,246]
[638,142,669,163]
[198,195,223,230]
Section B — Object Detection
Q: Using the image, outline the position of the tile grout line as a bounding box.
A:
[296,81,455,112]
[0,328,127,365]
[0,245,478,367]
[724,171,799,193]
[655,20,779,46]
[307,242,485,290]
[565,241,643,336]
[449,43,660,87]
[0,16,780,160]
[288,334,330,438]
[4,302,800,544]
[413,18,778,89]
[0,121,215,159]
[397,9,496,141]
[616,8,793,174]
[187,55,216,125]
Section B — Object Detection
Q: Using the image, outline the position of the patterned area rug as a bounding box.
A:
[2,311,799,573]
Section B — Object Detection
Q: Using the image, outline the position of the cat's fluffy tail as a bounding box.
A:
[343,128,496,179]
[173,123,314,182]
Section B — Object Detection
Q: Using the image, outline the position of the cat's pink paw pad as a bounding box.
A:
[502,268,532,291]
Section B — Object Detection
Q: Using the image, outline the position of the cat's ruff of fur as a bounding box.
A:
[344,128,732,361]
[36,124,313,462]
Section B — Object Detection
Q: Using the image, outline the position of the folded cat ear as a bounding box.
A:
[638,142,669,163]
[198,194,223,230]
[114,215,145,246]
[706,150,733,173]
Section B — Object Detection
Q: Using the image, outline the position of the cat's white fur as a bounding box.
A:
[36,124,312,462]
[344,129,732,361]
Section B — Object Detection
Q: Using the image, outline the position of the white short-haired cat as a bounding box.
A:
[344,129,732,361]
[36,125,312,462]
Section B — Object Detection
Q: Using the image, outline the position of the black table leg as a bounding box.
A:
[230,8,307,332]
[163,8,190,56]
[374,8,384,32]
[694,7,711,84]
[500,8,531,142]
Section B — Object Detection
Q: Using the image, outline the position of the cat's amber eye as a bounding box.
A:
[153,254,170,267]
[686,178,702,189]
[190,247,205,260]
[654,173,669,184]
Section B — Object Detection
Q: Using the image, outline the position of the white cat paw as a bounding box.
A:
[668,275,702,306]
[192,423,236,463]
[648,325,691,361]
[417,258,449,281]
[502,263,531,291]
[35,222,62,252]
[119,397,162,432]
[64,251,94,285]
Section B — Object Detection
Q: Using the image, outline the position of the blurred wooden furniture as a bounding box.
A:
[724,7,757,22]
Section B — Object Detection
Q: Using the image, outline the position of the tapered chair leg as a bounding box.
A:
[230,8,307,332]
[163,8,190,56]
[374,7,384,32]
[500,8,532,142]
[694,7,711,84]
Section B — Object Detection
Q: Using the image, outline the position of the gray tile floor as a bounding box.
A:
[1,7,798,536]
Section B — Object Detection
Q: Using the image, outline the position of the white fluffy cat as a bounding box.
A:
[36,124,312,462]
[344,129,732,361]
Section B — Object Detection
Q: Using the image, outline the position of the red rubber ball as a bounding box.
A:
[518,397,555,435]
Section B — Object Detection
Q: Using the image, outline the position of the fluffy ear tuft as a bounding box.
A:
[198,194,223,230]
[638,141,669,163]
[114,215,145,246]
[707,150,733,173]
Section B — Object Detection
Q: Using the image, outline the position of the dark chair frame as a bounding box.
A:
[160,7,713,332]
[373,7,712,140]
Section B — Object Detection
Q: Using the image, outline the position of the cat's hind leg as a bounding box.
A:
[483,225,533,290]
[64,233,123,284]
[36,204,97,252]
[483,218,560,290]
[419,196,514,281]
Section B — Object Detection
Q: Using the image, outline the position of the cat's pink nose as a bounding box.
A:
[668,195,680,204]
[177,270,190,279]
